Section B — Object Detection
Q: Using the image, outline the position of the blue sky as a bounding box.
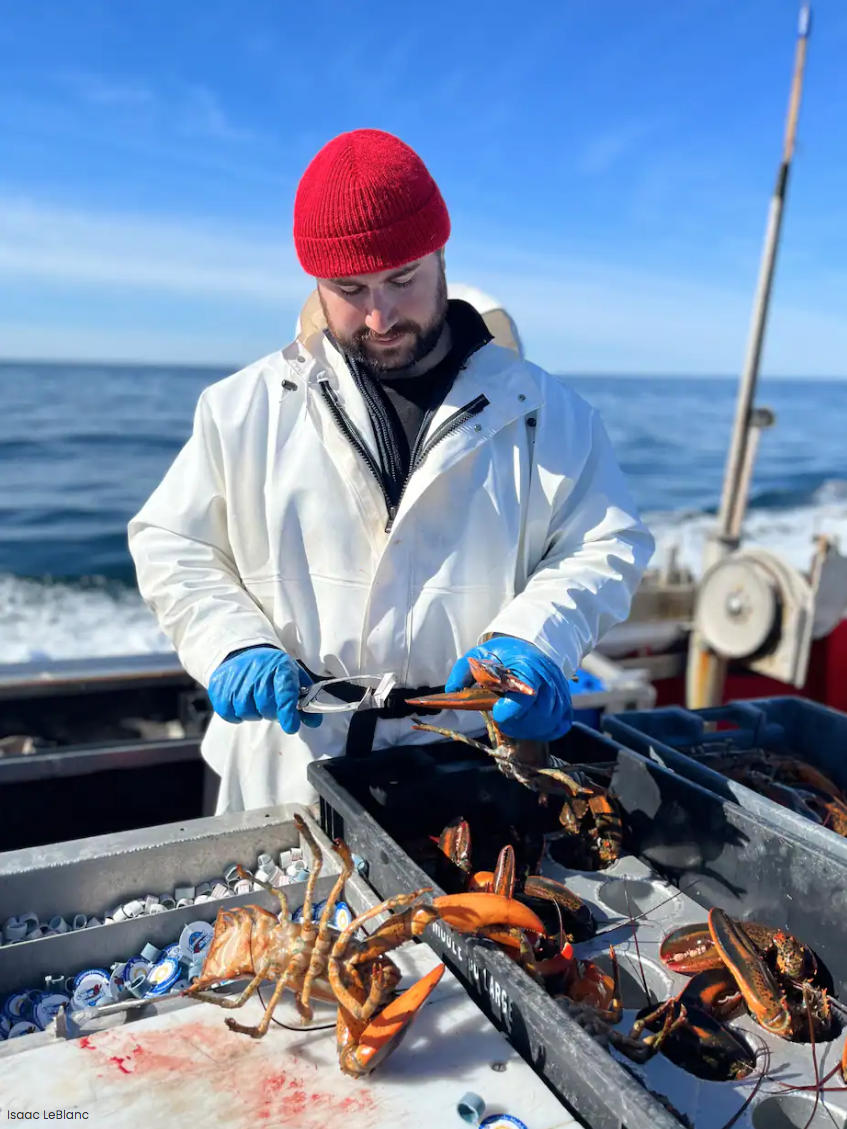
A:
[1,0,845,375]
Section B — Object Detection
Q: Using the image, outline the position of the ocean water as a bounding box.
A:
[1,360,845,664]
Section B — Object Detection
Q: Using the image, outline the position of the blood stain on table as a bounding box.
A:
[74,1021,379,1126]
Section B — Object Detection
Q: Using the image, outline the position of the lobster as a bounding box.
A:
[429,821,622,1008]
[433,825,596,944]
[692,747,847,838]
[660,908,833,1043]
[660,915,817,983]
[406,655,622,866]
[183,813,545,1078]
[559,947,691,1066]
[630,979,758,1082]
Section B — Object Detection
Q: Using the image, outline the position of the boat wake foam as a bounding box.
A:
[2,489,847,664]
[646,483,847,577]
[0,573,171,664]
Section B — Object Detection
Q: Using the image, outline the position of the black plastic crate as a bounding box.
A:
[309,723,847,1129]
[603,696,847,864]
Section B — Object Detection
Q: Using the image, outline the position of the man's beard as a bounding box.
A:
[322,265,448,374]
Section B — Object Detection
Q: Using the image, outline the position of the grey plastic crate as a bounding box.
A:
[0,803,337,1001]
[309,723,847,1129]
[603,696,847,863]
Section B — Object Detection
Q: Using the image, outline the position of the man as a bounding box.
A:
[128,128,655,814]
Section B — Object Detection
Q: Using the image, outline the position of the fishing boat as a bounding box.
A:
[1,5,841,854]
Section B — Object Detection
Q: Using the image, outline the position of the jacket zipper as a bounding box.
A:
[320,384,490,534]
[387,393,490,532]
[319,382,396,518]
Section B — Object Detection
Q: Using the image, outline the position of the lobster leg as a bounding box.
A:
[411,715,553,792]
[630,993,680,1039]
[612,1004,689,1063]
[603,954,688,1061]
[281,814,331,1021]
[328,889,434,1021]
[590,946,623,1024]
[320,837,355,932]
[187,969,268,1010]
[233,863,291,922]
[233,814,326,1024]
[562,949,689,1064]
[230,864,318,1014]
[410,674,591,806]
[409,719,491,754]
[225,968,295,1039]
[301,836,355,1017]
[294,812,323,928]
[481,710,504,752]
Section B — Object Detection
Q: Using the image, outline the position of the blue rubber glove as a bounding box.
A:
[207,646,322,735]
[445,637,572,742]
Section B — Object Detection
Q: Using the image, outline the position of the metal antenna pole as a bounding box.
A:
[714,4,811,551]
[686,5,812,710]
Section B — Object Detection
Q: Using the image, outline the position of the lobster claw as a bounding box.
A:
[338,963,445,1077]
[405,657,536,712]
[405,687,501,711]
[708,908,793,1038]
[432,892,546,936]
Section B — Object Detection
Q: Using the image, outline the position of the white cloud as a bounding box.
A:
[0,321,282,367]
[1,195,845,376]
[66,73,155,108]
[0,197,304,302]
[448,240,847,378]
[179,85,263,143]
[575,119,665,177]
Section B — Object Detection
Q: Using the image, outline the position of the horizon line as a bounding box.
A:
[1,356,845,381]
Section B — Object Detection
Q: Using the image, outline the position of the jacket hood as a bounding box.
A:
[294,282,524,360]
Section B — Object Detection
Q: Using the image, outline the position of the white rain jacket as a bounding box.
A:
[128,287,655,814]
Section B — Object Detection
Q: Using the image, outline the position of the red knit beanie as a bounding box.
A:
[293,129,451,279]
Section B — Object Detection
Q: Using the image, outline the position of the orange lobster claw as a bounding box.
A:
[433,892,546,936]
[406,656,536,712]
[405,687,501,711]
[341,963,445,1076]
[708,908,793,1038]
[492,845,516,899]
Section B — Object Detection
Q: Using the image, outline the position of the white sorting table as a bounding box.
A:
[0,943,580,1129]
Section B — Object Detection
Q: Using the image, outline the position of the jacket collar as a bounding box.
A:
[287,294,542,432]
[283,293,544,534]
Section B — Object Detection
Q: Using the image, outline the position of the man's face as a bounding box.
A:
[317,251,448,372]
